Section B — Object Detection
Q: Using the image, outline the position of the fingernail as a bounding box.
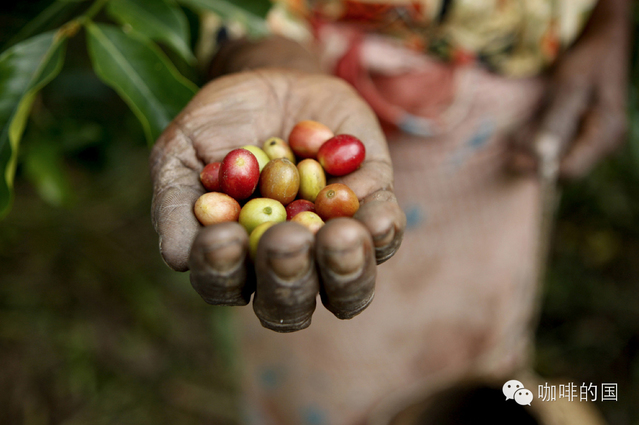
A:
[267,244,312,280]
[324,241,364,275]
[372,226,395,247]
[203,239,244,272]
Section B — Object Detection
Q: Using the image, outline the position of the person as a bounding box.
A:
[149,0,629,423]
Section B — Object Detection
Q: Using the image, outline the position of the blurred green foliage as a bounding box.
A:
[0,1,268,423]
[0,72,242,425]
[0,31,243,425]
[0,0,270,218]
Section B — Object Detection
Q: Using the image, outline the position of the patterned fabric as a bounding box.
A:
[273,0,597,76]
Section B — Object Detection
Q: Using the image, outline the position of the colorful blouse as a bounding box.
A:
[274,0,597,77]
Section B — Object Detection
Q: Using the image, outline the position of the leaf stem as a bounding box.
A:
[81,0,110,21]
[56,20,82,41]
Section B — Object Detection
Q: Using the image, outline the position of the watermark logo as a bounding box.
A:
[538,382,617,402]
[601,383,618,401]
[503,380,533,406]
[515,389,534,406]
[504,380,618,405]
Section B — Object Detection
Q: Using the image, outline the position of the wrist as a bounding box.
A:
[208,35,323,79]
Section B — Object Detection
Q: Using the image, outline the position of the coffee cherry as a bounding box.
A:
[220,149,260,200]
[286,199,315,220]
[239,198,287,234]
[200,162,222,192]
[297,159,326,202]
[194,192,241,226]
[288,120,334,159]
[315,183,359,220]
[259,158,300,206]
[317,134,365,176]
[249,221,277,260]
[262,137,296,164]
[290,211,324,234]
[241,145,271,172]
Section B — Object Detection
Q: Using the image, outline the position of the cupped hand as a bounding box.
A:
[150,69,406,332]
[510,2,628,179]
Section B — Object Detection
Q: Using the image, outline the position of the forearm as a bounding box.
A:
[208,35,323,78]
[583,0,631,40]
[595,0,631,21]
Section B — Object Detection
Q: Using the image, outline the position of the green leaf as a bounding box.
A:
[224,0,272,19]
[178,0,269,36]
[23,140,74,208]
[2,0,81,51]
[85,22,198,145]
[107,0,196,64]
[0,31,67,218]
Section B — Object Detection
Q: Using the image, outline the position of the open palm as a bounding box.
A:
[150,69,405,332]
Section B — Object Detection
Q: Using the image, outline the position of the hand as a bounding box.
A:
[150,69,406,332]
[510,1,629,179]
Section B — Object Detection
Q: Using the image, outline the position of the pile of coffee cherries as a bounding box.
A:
[193,120,365,259]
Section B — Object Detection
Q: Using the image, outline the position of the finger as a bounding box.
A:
[560,49,628,179]
[150,123,205,271]
[354,190,406,264]
[538,81,591,155]
[509,72,593,176]
[253,222,319,332]
[315,218,376,320]
[560,106,626,179]
[189,222,253,306]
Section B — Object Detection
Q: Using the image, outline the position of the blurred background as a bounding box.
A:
[1,1,638,424]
